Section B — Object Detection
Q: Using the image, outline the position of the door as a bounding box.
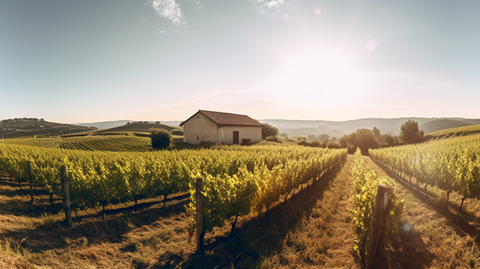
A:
[233,131,239,144]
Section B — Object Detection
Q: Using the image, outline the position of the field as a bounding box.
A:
[427,123,480,138]
[3,134,181,152]
[1,135,480,268]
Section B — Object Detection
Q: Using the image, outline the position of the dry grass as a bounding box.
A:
[260,154,358,268]
[0,174,195,269]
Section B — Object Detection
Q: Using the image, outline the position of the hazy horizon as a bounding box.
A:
[28,115,480,126]
[1,0,479,123]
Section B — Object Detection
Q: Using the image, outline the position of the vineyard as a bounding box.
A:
[0,143,346,230]
[370,134,480,212]
[3,135,154,152]
[58,135,153,152]
[427,123,480,138]
[2,134,480,268]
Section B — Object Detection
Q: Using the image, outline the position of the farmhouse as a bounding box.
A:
[180,110,262,145]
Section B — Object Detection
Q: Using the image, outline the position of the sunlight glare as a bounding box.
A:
[365,38,378,51]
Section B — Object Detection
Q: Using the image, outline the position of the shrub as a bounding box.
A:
[150,128,172,149]
[265,136,281,142]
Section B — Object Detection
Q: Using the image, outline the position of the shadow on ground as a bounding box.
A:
[0,191,190,253]
[177,160,345,269]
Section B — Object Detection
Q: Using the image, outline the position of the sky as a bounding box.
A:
[1,0,479,123]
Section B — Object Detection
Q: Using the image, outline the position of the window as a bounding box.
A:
[197,136,199,140]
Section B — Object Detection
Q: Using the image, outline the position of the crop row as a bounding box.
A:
[0,144,346,232]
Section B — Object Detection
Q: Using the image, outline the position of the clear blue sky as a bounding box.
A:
[1,0,479,123]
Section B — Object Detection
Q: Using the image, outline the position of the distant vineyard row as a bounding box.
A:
[370,134,480,210]
[4,135,154,152]
[0,143,347,232]
[58,136,153,152]
[428,124,480,138]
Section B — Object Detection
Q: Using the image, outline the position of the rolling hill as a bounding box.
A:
[93,122,180,134]
[428,124,480,137]
[421,119,473,134]
[0,118,96,138]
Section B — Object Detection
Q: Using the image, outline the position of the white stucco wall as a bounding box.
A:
[182,112,218,144]
[218,126,262,144]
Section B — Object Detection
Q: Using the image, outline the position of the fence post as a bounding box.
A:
[366,184,395,269]
[196,177,205,254]
[61,166,73,227]
[27,162,34,205]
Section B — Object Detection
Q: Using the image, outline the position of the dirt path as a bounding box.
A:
[257,154,358,268]
[179,156,356,268]
[363,156,480,269]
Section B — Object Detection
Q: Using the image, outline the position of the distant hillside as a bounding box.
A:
[261,117,480,139]
[0,118,96,138]
[420,119,473,134]
[50,116,480,140]
[428,124,480,138]
[74,120,131,130]
[94,122,181,134]
[75,120,182,129]
[260,117,433,139]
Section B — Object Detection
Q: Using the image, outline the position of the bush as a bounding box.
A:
[150,128,172,149]
[261,123,279,139]
[265,136,281,143]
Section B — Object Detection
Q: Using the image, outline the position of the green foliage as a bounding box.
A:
[400,120,424,144]
[370,134,480,206]
[340,129,379,154]
[428,124,480,138]
[58,136,152,152]
[150,128,172,149]
[0,143,347,235]
[261,123,279,139]
[380,133,396,147]
[265,136,281,142]
[352,149,397,265]
[355,129,379,155]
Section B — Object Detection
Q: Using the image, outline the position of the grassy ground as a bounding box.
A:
[0,171,194,269]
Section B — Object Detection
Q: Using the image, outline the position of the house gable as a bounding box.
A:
[181,110,262,145]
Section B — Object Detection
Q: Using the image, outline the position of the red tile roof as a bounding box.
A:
[181,110,262,127]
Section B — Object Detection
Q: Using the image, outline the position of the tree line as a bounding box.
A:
[260,120,429,154]
[339,120,429,155]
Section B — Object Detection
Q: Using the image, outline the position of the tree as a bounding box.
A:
[355,129,379,155]
[380,134,396,147]
[340,129,378,155]
[317,134,330,141]
[340,132,358,154]
[150,128,172,149]
[307,134,317,141]
[372,127,381,140]
[261,123,279,139]
[400,120,424,144]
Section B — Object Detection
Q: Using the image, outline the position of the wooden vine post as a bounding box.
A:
[365,184,395,269]
[27,161,34,205]
[196,177,205,254]
[61,166,73,227]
